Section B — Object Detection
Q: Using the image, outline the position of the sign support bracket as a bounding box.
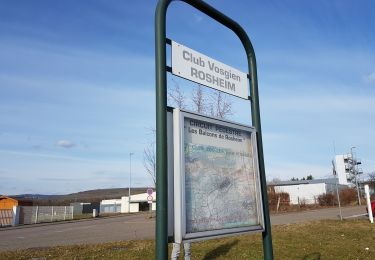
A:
[155,0,274,259]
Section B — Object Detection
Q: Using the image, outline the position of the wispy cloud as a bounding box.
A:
[56,140,76,148]
[0,149,94,162]
[38,177,87,182]
[31,144,43,150]
[364,71,375,83]
[0,35,154,91]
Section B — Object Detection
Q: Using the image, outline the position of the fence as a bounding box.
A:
[0,209,13,227]
[19,206,74,225]
[100,203,121,214]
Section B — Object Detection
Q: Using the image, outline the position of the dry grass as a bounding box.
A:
[1,219,374,259]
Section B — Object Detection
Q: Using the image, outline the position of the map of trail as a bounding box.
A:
[184,143,259,233]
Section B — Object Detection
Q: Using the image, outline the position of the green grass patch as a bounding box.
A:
[1,219,374,259]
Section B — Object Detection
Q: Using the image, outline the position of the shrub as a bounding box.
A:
[318,193,336,206]
[268,192,290,211]
[298,198,307,208]
[339,188,357,205]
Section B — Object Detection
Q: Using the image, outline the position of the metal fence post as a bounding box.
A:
[365,185,374,223]
[51,206,54,222]
[35,206,39,224]
[12,206,19,226]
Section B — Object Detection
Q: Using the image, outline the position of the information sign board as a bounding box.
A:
[171,41,249,99]
[173,109,264,243]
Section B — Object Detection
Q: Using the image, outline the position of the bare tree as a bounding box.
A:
[169,82,232,119]
[144,83,233,186]
[143,142,156,187]
[143,128,156,187]
[209,91,232,119]
[168,79,187,109]
[191,84,206,114]
[368,172,375,192]
[270,177,281,183]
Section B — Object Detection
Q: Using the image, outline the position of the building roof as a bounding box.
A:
[0,195,18,202]
[0,195,33,204]
[268,178,339,186]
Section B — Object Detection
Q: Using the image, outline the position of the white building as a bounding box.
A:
[100,192,156,214]
[121,192,156,213]
[335,154,362,186]
[335,154,351,185]
[100,198,122,213]
[70,202,99,215]
[269,179,346,205]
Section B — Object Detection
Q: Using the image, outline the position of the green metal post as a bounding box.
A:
[155,0,171,259]
[248,49,274,260]
[155,0,273,259]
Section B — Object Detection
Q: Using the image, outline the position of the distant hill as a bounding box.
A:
[12,194,59,200]
[10,187,152,206]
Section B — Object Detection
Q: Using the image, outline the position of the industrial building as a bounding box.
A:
[334,153,362,186]
[99,192,156,214]
[70,202,100,215]
[268,179,347,205]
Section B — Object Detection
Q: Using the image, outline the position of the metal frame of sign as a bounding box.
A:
[155,0,274,259]
[173,109,264,243]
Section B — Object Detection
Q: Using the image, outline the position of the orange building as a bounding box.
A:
[0,196,32,209]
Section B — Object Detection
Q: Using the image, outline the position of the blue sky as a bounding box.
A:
[1,0,374,194]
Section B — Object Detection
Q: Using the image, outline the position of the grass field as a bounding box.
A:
[1,219,374,259]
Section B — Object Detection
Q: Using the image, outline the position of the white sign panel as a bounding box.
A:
[173,109,264,243]
[172,41,249,99]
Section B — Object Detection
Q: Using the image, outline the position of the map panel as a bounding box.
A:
[183,117,260,234]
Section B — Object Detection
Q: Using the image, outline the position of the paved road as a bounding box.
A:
[271,205,365,225]
[0,213,155,251]
[0,206,366,251]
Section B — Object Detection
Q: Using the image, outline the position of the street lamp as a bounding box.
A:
[332,160,342,220]
[351,146,361,205]
[129,152,134,213]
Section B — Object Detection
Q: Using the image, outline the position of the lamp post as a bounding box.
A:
[332,160,343,220]
[129,152,134,213]
[351,147,361,205]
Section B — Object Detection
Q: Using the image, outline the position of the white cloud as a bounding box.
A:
[364,71,375,83]
[56,140,76,148]
[0,149,95,162]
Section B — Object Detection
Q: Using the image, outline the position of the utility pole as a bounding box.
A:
[332,160,342,220]
[351,147,361,205]
[129,152,134,213]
